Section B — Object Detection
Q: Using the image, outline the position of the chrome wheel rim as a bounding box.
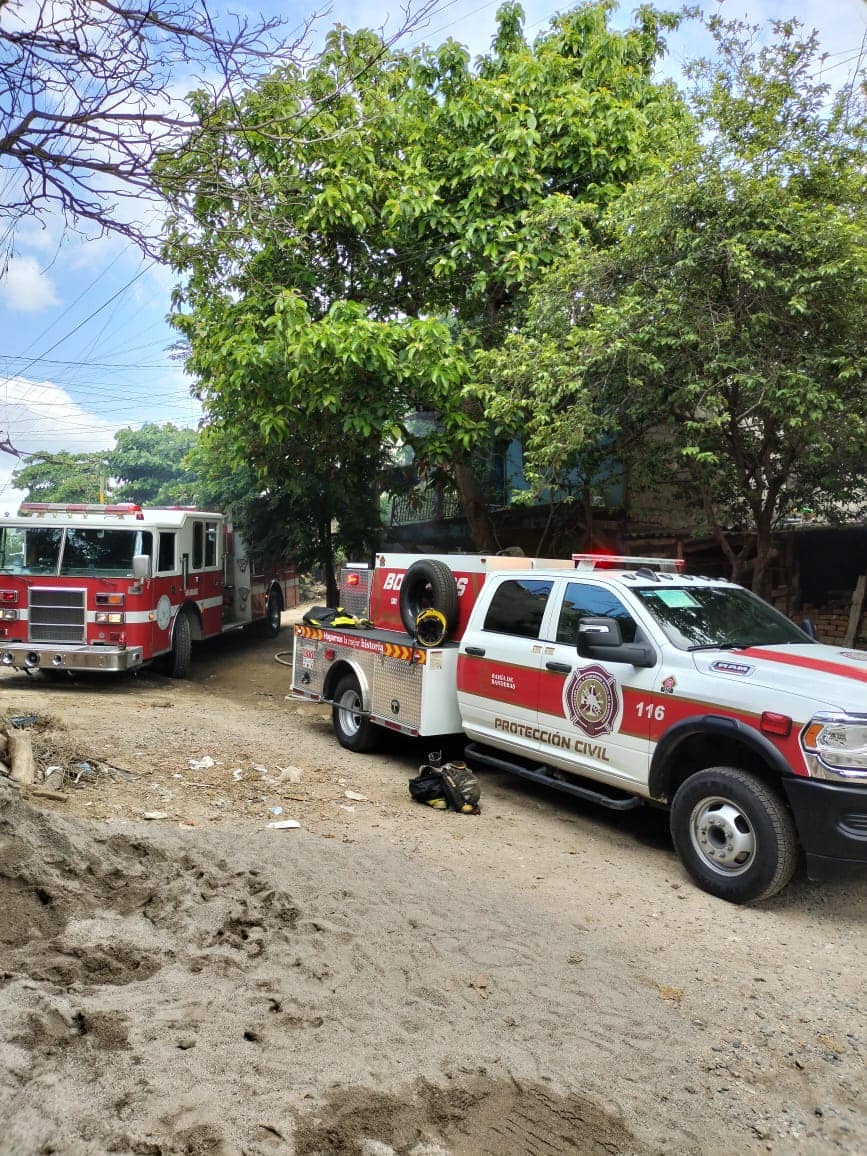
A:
[689,795,756,877]
[337,688,362,738]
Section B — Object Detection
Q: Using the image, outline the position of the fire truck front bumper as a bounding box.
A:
[0,643,144,673]
[783,777,867,881]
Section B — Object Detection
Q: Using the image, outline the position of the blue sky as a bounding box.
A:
[0,0,862,512]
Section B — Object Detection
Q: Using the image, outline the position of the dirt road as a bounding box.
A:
[0,607,864,1155]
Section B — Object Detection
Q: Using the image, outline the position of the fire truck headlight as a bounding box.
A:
[95,612,125,625]
[1,609,18,620]
[802,715,867,780]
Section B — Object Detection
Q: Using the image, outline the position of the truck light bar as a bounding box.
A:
[19,502,144,519]
[572,553,685,573]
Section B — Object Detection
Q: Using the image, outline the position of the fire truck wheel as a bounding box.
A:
[670,766,797,904]
[332,673,380,753]
[399,559,459,638]
[169,611,192,679]
[259,591,282,638]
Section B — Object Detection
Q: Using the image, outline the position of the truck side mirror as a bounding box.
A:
[133,553,152,580]
[578,616,624,649]
[578,616,656,668]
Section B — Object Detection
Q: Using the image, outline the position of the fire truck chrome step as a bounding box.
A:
[464,743,642,811]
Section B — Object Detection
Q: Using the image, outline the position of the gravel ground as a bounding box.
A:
[0,605,864,1155]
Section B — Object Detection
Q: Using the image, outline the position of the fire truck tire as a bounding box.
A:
[259,590,282,638]
[399,559,459,638]
[169,611,192,679]
[670,767,797,904]
[332,673,380,753]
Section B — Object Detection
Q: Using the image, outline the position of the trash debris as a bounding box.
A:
[268,806,283,817]
[344,790,367,801]
[655,983,684,1005]
[29,787,68,802]
[9,714,39,729]
[469,973,490,998]
[71,762,96,784]
[340,805,356,813]
[188,756,215,770]
[263,765,303,787]
[266,819,300,830]
[143,811,169,821]
[231,768,244,782]
[178,820,200,830]
[251,763,268,774]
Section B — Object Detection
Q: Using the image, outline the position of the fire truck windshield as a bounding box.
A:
[0,526,152,577]
[635,585,810,651]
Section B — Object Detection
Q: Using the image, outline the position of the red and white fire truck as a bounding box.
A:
[292,551,867,903]
[0,502,299,677]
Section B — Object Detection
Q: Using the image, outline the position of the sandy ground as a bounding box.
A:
[0,605,865,1156]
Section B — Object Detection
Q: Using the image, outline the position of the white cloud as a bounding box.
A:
[0,257,60,313]
[0,375,120,513]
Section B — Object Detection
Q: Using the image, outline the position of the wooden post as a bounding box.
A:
[843,574,867,647]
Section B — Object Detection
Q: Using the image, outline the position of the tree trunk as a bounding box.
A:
[751,517,774,598]
[452,458,498,552]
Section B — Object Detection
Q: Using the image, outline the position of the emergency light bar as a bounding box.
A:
[19,502,145,519]
[572,553,685,573]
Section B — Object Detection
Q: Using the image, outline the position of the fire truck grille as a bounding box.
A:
[29,588,86,643]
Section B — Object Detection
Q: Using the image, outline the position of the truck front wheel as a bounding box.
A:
[670,767,797,903]
[332,673,380,753]
[168,610,192,679]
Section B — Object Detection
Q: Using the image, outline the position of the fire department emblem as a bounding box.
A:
[563,664,620,738]
[155,595,172,631]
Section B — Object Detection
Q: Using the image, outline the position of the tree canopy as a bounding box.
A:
[486,14,867,592]
[160,1,685,560]
[12,423,200,506]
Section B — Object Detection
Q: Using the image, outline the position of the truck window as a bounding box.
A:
[204,522,218,567]
[192,521,203,569]
[483,579,553,639]
[60,529,153,577]
[0,526,27,572]
[557,582,638,644]
[157,532,176,573]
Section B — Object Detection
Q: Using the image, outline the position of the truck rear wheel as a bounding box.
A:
[670,766,797,903]
[168,610,192,679]
[399,559,459,638]
[258,590,282,638]
[332,673,379,753]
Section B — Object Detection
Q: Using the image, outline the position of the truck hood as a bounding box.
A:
[690,643,867,714]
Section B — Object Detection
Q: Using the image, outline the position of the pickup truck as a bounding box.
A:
[291,552,867,903]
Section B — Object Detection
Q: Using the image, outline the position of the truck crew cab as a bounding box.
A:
[292,552,867,903]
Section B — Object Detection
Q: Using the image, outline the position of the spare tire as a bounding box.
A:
[399,559,459,638]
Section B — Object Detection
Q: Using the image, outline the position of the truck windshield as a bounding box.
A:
[0,526,152,577]
[635,585,810,651]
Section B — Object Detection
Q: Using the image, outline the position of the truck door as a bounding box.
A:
[457,576,555,756]
[537,578,659,790]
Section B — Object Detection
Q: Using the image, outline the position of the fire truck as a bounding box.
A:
[292,552,867,903]
[0,502,299,677]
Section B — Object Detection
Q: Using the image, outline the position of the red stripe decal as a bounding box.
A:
[740,648,867,685]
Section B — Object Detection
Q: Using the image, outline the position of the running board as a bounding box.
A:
[464,743,642,811]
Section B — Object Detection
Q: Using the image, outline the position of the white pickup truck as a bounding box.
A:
[292,552,867,903]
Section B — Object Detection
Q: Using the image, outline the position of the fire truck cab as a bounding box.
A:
[0,502,298,677]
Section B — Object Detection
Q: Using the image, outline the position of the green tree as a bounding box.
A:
[160,1,684,558]
[11,451,110,503]
[191,420,385,604]
[490,15,867,593]
[109,423,200,505]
